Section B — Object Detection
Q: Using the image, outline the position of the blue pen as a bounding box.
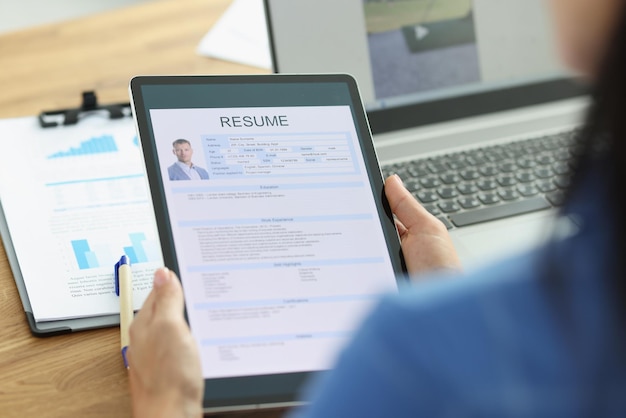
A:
[114,255,133,369]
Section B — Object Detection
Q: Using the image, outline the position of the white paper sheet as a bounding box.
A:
[0,116,162,321]
[196,0,272,70]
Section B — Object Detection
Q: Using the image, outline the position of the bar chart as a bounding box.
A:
[71,232,159,270]
[71,239,99,270]
[48,134,118,159]
[123,232,151,264]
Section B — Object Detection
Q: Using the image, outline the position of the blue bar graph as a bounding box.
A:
[124,232,148,264]
[71,239,100,269]
[71,232,156,270]
[48,135,118,159]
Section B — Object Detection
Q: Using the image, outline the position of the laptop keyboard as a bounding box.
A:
[381,129,578,229]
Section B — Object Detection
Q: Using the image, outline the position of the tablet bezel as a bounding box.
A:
[129,74,406,411]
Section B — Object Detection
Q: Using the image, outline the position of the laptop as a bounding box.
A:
[264,0,588,268]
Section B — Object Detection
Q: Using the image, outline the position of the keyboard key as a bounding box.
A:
[457,183,479,195]
[403,178,420,191]
[541,139,560,150]
[427,162,448,174]
[440,173,460,184]
[498,162,516,173]
[478,193,500,205]
[534,167,553,179]
[524,144,543,155]
[497,175,517,187]
[495,147,513,159]
[447,153,466,162]
[537,180,557,193]
[460,169,480,180]
[517,158,537,169]
[408,166,429,177]
[517,184,539,197]
[438,187,458,199]
[458,197,481,209]
[483,151,501,162]
[447,161,467,170]
[416,190,438,203]
[536,154,554,165]
[498,189,519,201]
[420,177,440,188]
[477,179,498,191]
[450,197,551,227]
[557,135,574,147]
[516,171,535,183]
[508,148,526,159]
[438,201,461,213]
[423,204,441,216]
[466,154,488,166]
[552,161,570,175]
[479,165,498,176]
[384,167,408,178]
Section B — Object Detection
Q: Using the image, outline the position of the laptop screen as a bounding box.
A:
[265,0,584,132]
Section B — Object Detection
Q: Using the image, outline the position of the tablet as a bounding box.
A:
[129,74,406,413]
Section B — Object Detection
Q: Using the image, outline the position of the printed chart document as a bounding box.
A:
[150,105,399,378]
[0,116,162,321]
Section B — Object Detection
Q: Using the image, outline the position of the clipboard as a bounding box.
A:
[0,204,123,336]
[0,92,162,337]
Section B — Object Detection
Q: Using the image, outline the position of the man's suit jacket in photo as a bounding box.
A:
[168,163,210,180]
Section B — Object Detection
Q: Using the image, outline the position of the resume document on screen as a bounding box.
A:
[150,106,398,379]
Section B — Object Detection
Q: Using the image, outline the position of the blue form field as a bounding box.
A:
[124,232,148,264]
[71,239,99,269]
[48,134,118,158]
[202,133,358,179]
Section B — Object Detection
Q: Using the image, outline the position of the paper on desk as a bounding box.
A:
[196,0,272,70]
[0,116,162,321]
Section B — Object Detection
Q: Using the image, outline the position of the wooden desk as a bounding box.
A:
[0,1,279,416]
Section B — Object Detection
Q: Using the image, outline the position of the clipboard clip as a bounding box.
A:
[38,91,132,128]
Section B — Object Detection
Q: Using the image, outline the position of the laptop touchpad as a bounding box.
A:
[450,211,556,269]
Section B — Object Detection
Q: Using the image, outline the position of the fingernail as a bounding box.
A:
[153,267,170,288]
[393,174,405,187]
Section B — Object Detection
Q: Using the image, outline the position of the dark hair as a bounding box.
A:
[562,5,626,300]
[541,12,626,410]
[541,6,626,369]
[172,138,191,147]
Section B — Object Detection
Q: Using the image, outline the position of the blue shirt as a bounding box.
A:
[168,162,209,181]
[292,170,626,417]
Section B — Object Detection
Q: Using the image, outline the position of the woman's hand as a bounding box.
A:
[385,174,462,276]
[127,268,204,418]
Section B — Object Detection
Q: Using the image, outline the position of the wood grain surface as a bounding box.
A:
[0,0,280,416]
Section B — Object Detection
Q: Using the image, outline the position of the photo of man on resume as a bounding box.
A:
[168,138,210,181]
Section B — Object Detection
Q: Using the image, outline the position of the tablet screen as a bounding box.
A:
[130,75,405,407]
